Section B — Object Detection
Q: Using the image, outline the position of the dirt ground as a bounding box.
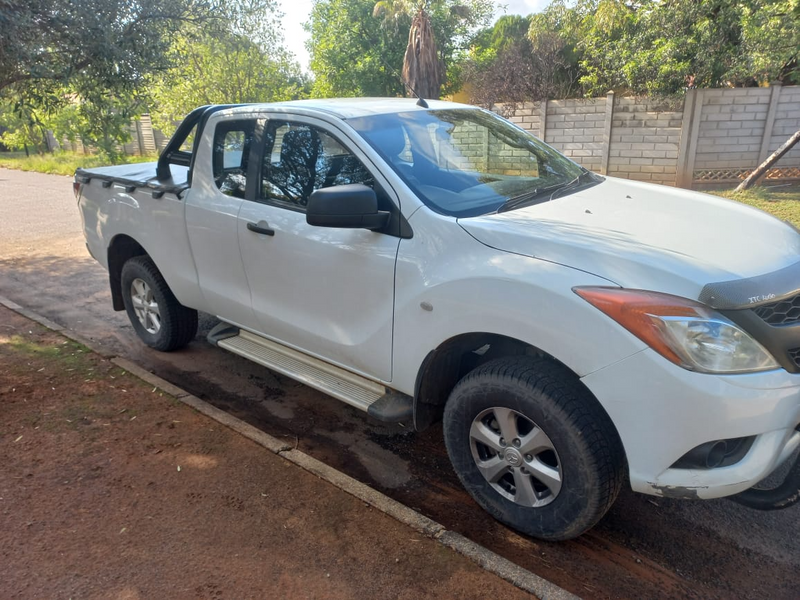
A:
[0,306,532,600]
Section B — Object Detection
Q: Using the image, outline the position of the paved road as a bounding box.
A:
[2,167,799,598]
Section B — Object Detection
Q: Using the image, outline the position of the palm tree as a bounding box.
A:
[373,0,445,99]
[402,7,442,99]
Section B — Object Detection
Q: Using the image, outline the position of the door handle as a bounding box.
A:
[247,221,275,236]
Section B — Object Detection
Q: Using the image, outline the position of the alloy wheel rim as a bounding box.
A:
[469,407,563,508]
[130,278,161,335]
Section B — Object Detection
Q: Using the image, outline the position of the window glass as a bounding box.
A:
[212,120,256,198]
[179,123,197,152]
[349,109,589,218]
[261,121,374,210]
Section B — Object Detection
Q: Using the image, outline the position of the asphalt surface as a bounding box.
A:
[2,167,799,598]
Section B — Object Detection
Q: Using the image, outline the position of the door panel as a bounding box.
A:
[237,117,399,381]
[185,118,260,329]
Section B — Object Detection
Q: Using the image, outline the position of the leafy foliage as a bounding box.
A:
[0,0,214,95]
[0,0,306,159]
[464,15,579,108]
[307,0,413,97]
[467,0,799,103]
[307,0,493,98]
[149,6,308,135]
[0,94,52,154]
[532,0,800,97]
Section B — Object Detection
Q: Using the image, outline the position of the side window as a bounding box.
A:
[179,123,197,152]
[261,121,374,210]
[212,120,257,198]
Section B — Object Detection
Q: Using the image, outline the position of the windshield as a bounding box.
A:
[348,108,587,217]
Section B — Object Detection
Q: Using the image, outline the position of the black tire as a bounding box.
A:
[120,255,198,352]
[443,356,625,541]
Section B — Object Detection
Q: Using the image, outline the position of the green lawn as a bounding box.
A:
[0,151,157,176]
[711,185,800,228]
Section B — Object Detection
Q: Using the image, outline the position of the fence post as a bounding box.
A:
[135,119,146,156]
[539,99,548,142]
[676,89,701,188]
[600,91,615,175]
[757,82,783,166]
[139,115,157,154]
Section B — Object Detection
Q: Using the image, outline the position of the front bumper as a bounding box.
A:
[581,349,800,499]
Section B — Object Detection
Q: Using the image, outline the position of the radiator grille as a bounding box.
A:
[789,348,800,369]
[752,294,800,326]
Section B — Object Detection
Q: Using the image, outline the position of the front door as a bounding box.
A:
[236,116,400,382]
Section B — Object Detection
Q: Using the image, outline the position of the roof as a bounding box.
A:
[230,97,473,119]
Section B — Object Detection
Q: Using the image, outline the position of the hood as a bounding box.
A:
[458,177,800,301]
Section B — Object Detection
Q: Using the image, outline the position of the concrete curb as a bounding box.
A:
[438,531,578,600]
[0,294,579,599]
[279,448,445,539]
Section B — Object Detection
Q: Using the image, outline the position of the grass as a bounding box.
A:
[3,334,90,370]
[0,150,158,176]
[0,327,144,435]
[711,184,800,228]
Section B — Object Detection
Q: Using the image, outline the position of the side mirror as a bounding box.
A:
[306,184,390,230]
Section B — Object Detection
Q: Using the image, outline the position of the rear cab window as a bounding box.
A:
[212,119,258,198]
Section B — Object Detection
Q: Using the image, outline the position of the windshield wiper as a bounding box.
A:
[496,170,598,213]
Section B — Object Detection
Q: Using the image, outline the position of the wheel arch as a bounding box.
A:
[107,234,149,311]
[412,332,625,453]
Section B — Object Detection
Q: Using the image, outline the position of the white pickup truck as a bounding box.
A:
[75,99,800,540]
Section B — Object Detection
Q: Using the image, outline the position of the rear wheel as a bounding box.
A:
[121,256,197,351]
[443,356,625,541]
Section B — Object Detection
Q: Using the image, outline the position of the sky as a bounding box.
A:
[278,0,551,73]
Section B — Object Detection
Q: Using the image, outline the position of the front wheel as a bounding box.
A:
[443,357,625,541]
[120,256,198,352]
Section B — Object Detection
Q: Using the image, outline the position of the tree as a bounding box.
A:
[0,0,215,96]
[306,0,492,99]
[307,0,411,98]
[148,0,308,134]
[51,92,148,162]
[464,15,578,108]
[527,0,800,98]
[0,0,218,159]
[372,0,445,98]
[149,26,308,134]
[372,0,493,99]
[0,96,51,155]
[0,0,308,159]
[400,5,443,98]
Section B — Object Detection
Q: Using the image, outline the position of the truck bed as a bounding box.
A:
[75,162,189,198]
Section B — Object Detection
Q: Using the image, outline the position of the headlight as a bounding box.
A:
[574,287,779,374]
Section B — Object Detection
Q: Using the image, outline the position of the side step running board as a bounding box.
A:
[208,323,412,423]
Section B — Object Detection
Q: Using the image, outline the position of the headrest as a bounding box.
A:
[368,126,407,159]
[280,128,321,164]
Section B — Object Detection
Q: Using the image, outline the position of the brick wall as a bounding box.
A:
[694,88,769,171]
[545,98,606,173]
[607,98,682,185]
[450,116,539,176]
[450,120,488,171]
[771,85,800,164]
[497,84,800,188]
[508,102,542,136]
